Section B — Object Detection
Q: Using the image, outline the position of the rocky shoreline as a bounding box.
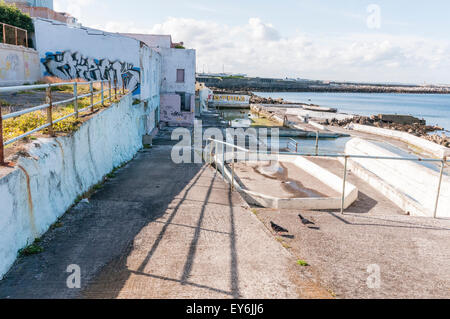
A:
[327,116,449,147]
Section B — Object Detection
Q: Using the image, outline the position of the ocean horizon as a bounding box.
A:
[255,92,450,131]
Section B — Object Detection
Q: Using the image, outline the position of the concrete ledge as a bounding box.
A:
[308,120,328,131]
[348,123,450,158]
[0,94,151,279]
[214,152,358,210]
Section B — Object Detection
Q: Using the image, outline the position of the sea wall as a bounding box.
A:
[0,94,150,279]
[344,138,449,218]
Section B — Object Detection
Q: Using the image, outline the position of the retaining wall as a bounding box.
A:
[0,94,150,279]
[0,43,41,87]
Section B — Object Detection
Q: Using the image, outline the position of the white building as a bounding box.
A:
[123,33,196,126]
[33,18,162,133]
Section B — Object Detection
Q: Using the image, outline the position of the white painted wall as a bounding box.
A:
[139,44,161,102]
[159,47,196,96]
[32,18,162,129]
[0,94,150,279]
[0,43,41,86]
[345,138,449,218]
[121,33,172,49]
[33,18,142,95]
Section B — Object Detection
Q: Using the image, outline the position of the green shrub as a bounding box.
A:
[0,1,34,33]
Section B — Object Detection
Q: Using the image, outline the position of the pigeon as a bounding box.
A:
[298,214,315,226]
[270,221,289,235]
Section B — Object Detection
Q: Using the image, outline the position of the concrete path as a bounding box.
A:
[254,157,450,299]
[0,129,327,299]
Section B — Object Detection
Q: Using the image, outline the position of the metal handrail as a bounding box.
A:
[208,138,449,218]
[0,79,123,164]
[0,22,28,47]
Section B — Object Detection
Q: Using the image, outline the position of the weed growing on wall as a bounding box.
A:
[2,91,115,144]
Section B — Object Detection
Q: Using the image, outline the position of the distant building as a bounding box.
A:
[123,33,196,126]
[4,0,79,26]
[3,0,53,9]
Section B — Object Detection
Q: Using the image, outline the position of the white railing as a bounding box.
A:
[207,138,449,218]
[0,79,126,164]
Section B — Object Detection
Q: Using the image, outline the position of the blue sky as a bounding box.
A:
[54,0,450,84]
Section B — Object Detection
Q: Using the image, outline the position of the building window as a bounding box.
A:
[176,69,185,83]
[177,92,191,112]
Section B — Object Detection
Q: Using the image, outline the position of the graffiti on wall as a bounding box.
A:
[41,51,141,94]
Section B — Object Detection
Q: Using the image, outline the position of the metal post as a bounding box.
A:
[89,81,94,112]
[231,151,235,191]
[73,82,78,118]
[114,77,117,98]
[341,156,348,214]
[215,141,218,175]
[15,27,17,46]
[221,143,225,180]
[109,79,112,104]
[46,85,54,137]
[209,142,213,166]
[0,105,5,165]
[315,131,319,155]
[2,24,5,44]
[25,30,28,47]
[433,159,445,219]
[101,81,104,106]
[122,77,125,95]
[316,131,319,156]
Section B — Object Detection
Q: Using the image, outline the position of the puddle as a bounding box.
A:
[241,161,331,198]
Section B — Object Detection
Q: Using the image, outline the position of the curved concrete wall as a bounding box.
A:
[345,138,449,218]
[0,94,149,279]
[348,124,450,158]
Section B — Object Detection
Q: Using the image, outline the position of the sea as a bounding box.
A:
[254,92,450,132]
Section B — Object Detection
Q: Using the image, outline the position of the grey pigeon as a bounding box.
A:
[298,214,315,225]
[270,221,288,234]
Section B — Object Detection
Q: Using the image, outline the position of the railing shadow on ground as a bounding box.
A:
[80,152,242,299]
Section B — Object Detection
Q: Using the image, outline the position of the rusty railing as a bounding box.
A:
[0,22,28,47]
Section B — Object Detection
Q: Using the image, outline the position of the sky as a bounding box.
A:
[53,0,450,85]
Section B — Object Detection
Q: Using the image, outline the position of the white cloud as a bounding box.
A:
[54,0,92,20]
[86,17,450,83]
